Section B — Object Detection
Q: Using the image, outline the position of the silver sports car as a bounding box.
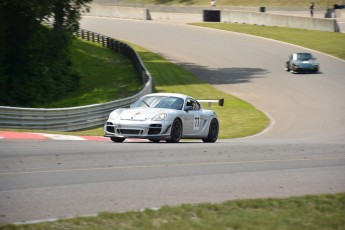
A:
[286,52,319,73]
[103,93,224,143]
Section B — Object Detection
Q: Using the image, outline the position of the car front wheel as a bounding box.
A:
[167,119,182,143]
[202,119,219,143]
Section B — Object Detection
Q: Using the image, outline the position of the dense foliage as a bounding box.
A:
[0,0,91,107]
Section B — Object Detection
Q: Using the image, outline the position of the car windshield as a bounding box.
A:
[133,96,184,110]
[296,53,312,61]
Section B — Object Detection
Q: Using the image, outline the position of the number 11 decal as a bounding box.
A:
[194,115,200,130]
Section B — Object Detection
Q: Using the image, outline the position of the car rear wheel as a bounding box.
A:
[167,119,182,143]
[110,137,126,143]
[202,119,219,143]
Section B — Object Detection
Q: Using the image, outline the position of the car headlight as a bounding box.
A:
[109,111,119,120]
[152,113,167,121]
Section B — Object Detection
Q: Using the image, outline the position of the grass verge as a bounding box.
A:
[38,38,142,108]
[1,193,344,229]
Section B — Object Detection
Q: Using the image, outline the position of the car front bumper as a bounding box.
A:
[292,64,319,73]
[103,119,173,140]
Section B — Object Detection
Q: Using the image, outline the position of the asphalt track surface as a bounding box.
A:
[1,17,345,224]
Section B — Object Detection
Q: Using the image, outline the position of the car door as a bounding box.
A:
[183,99,203,135]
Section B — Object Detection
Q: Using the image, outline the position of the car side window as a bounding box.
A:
[193,100,200,110]
[186,99,200,111]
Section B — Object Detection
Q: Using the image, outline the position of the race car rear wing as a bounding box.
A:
[197,99,224,109]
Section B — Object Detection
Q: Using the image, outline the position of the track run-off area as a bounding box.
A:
[1,16,345,224]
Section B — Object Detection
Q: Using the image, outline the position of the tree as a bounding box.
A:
[0,0,91,107]
[52,0,92,33]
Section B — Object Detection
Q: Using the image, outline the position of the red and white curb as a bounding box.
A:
[0,131,108,141]
[0,131,147,142]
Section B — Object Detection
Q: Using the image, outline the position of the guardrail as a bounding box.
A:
[0,29,152,131]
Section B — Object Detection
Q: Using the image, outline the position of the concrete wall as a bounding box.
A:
[222,10,339,32]
[85,4,151,20]
[336,9,345,18]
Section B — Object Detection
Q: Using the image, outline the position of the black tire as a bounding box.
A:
[291,65,298,74]
[202,119,219,143]
[167,119,182,143]
[110,137,126,143]
[149,139,160,143]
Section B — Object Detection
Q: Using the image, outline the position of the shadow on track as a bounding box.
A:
[178,62,269,85]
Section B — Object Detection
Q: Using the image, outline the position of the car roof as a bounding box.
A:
[143,93,191,100]
[294,52,312,55]
[291,53,313,60]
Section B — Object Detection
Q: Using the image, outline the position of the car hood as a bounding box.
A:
[119,108,175,121]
